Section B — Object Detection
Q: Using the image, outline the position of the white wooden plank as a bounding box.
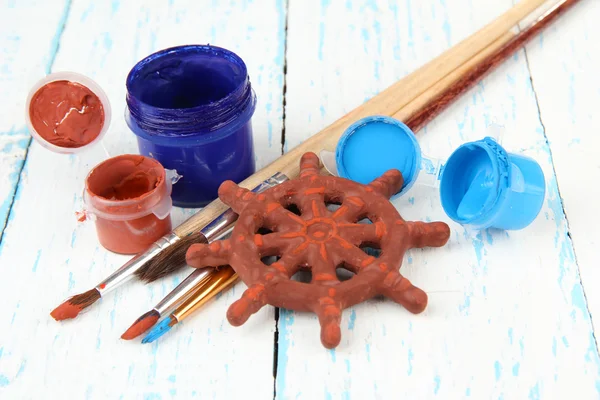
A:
[0,0,71,238]
[278,0,600,399]
[0,0,286,398]
[524,0,600,351]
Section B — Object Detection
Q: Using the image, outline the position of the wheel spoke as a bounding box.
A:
[337,221,387,247]
[331,196,367,222]
[308,243,339,284]
[297,191,330,219]
[262,202,306,232]
[254,232,303,257]
[380,271,428,314]
[406,221,451,249]
[267,250,306,278]
[186,240,231,268]
[330,236,377,272]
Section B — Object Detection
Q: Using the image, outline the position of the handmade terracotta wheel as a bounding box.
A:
[186,152,450,349]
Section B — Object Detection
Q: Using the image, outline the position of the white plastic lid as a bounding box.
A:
[25,71,112,154]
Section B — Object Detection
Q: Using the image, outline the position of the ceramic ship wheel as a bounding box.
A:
[186,152,450,348]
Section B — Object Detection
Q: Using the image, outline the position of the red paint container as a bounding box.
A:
[82,154,175,254]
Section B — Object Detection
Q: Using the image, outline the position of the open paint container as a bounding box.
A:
[26,71,111,154]
[80,154,180,255]
[321,115,546,231]
[125,45,258,208]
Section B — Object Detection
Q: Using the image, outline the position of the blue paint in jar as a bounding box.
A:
[439,137,545,230]
[335,115,421,198]
[125,45,257,207]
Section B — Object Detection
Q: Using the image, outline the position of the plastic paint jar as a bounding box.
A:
[82,154,175,254]
[125,45,257,208]
[322,115,546,231]
[26,71,111,154]
[439,137,545,230]
[326,115,422,198]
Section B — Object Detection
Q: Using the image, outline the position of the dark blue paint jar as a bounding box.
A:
[125,45,257,208]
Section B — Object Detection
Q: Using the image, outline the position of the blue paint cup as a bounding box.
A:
[334,115,422,197]
[323,115,546,231]
[125,45,257,208]
[439,137,545,230]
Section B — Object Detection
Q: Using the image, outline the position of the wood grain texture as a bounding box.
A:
[523,0,600,351]
[0,0,71,238]
[0,0,286,398]
[1,0,599,399]
[278,0,600,399]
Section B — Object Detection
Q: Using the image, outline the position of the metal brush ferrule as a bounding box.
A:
[96,232,181,295]
[154,267,212,315]
[201,172,289,242]
[151,172,289,312]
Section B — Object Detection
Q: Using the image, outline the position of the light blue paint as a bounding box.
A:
[68,272,75,290]
[508,328,513,344]
[329,349,336,362]
[276,309,294,398]
[169,389,176,396]
[562,336,569,347]
[70,229,77,247]
[407,255,413,264]
[512,363,520,377]
[345,359,351,372]
[111,0,120,14]
[128,365,134,381]
[494,361,502,381]
[348,309,356,330]
[325,390,332,400]
[80,3,94,22]
[407,349,414,375]
[465,387,471,397]
[0,375,9,387]
[459,294,471,315]
[528,383,540,400]
[433,375,441,394]
[365,343,371,362]
[408,197,415,205]
[320,105,326,117]
[318,22,325,60]
[552,337,557,356]
[519,338,525,356]
[571,284,589,322]
[32,250,42,272]
[144,394,162,400]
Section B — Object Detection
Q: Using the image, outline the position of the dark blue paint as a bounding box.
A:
[126,45,257,207]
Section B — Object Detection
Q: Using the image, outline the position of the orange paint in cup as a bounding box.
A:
[82,154,177,254]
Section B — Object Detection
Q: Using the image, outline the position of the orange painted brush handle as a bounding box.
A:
[172,267,238,322]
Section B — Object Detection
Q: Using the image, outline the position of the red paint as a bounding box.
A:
[50,301,83,321]
[84,155,172,254]
[29,80,105,148]
[121,313,160,340]
[99,283,106,289]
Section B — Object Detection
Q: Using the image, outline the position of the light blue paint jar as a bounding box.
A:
[439,137,545,230]
[334,115,421,198]
[323,115,546,231]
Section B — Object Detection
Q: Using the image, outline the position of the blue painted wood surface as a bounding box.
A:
[1,0,599,399]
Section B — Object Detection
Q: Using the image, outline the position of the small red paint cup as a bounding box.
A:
[81,154,178,254]
[25,71,111,154]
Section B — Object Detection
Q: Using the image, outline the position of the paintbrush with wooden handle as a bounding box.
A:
[50,0,554,321]
[118,0,581,339]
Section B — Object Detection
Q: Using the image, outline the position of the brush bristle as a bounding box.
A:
[121,310,160,340]
[50,288,101,321]
[136,232,207,283]
[141,315,177,343]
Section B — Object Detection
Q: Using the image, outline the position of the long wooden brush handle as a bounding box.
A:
[399,0,579,131]
[173,0,548,237]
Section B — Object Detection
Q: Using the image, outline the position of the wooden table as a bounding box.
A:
[1,0,599,398]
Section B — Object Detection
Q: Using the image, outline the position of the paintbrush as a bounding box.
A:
[49,173,288,321]
[121,267,213,339]
[134,0,580,336]
[142,266,238,343]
